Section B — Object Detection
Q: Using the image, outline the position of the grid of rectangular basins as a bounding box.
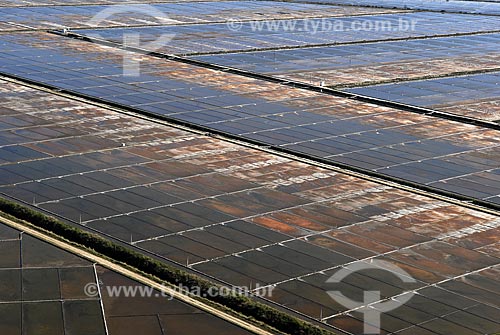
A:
[1,78,499,334]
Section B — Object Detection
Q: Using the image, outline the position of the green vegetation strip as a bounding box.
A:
[0,197,335,335]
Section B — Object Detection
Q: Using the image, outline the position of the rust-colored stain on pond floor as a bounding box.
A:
[1,78,499,334]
